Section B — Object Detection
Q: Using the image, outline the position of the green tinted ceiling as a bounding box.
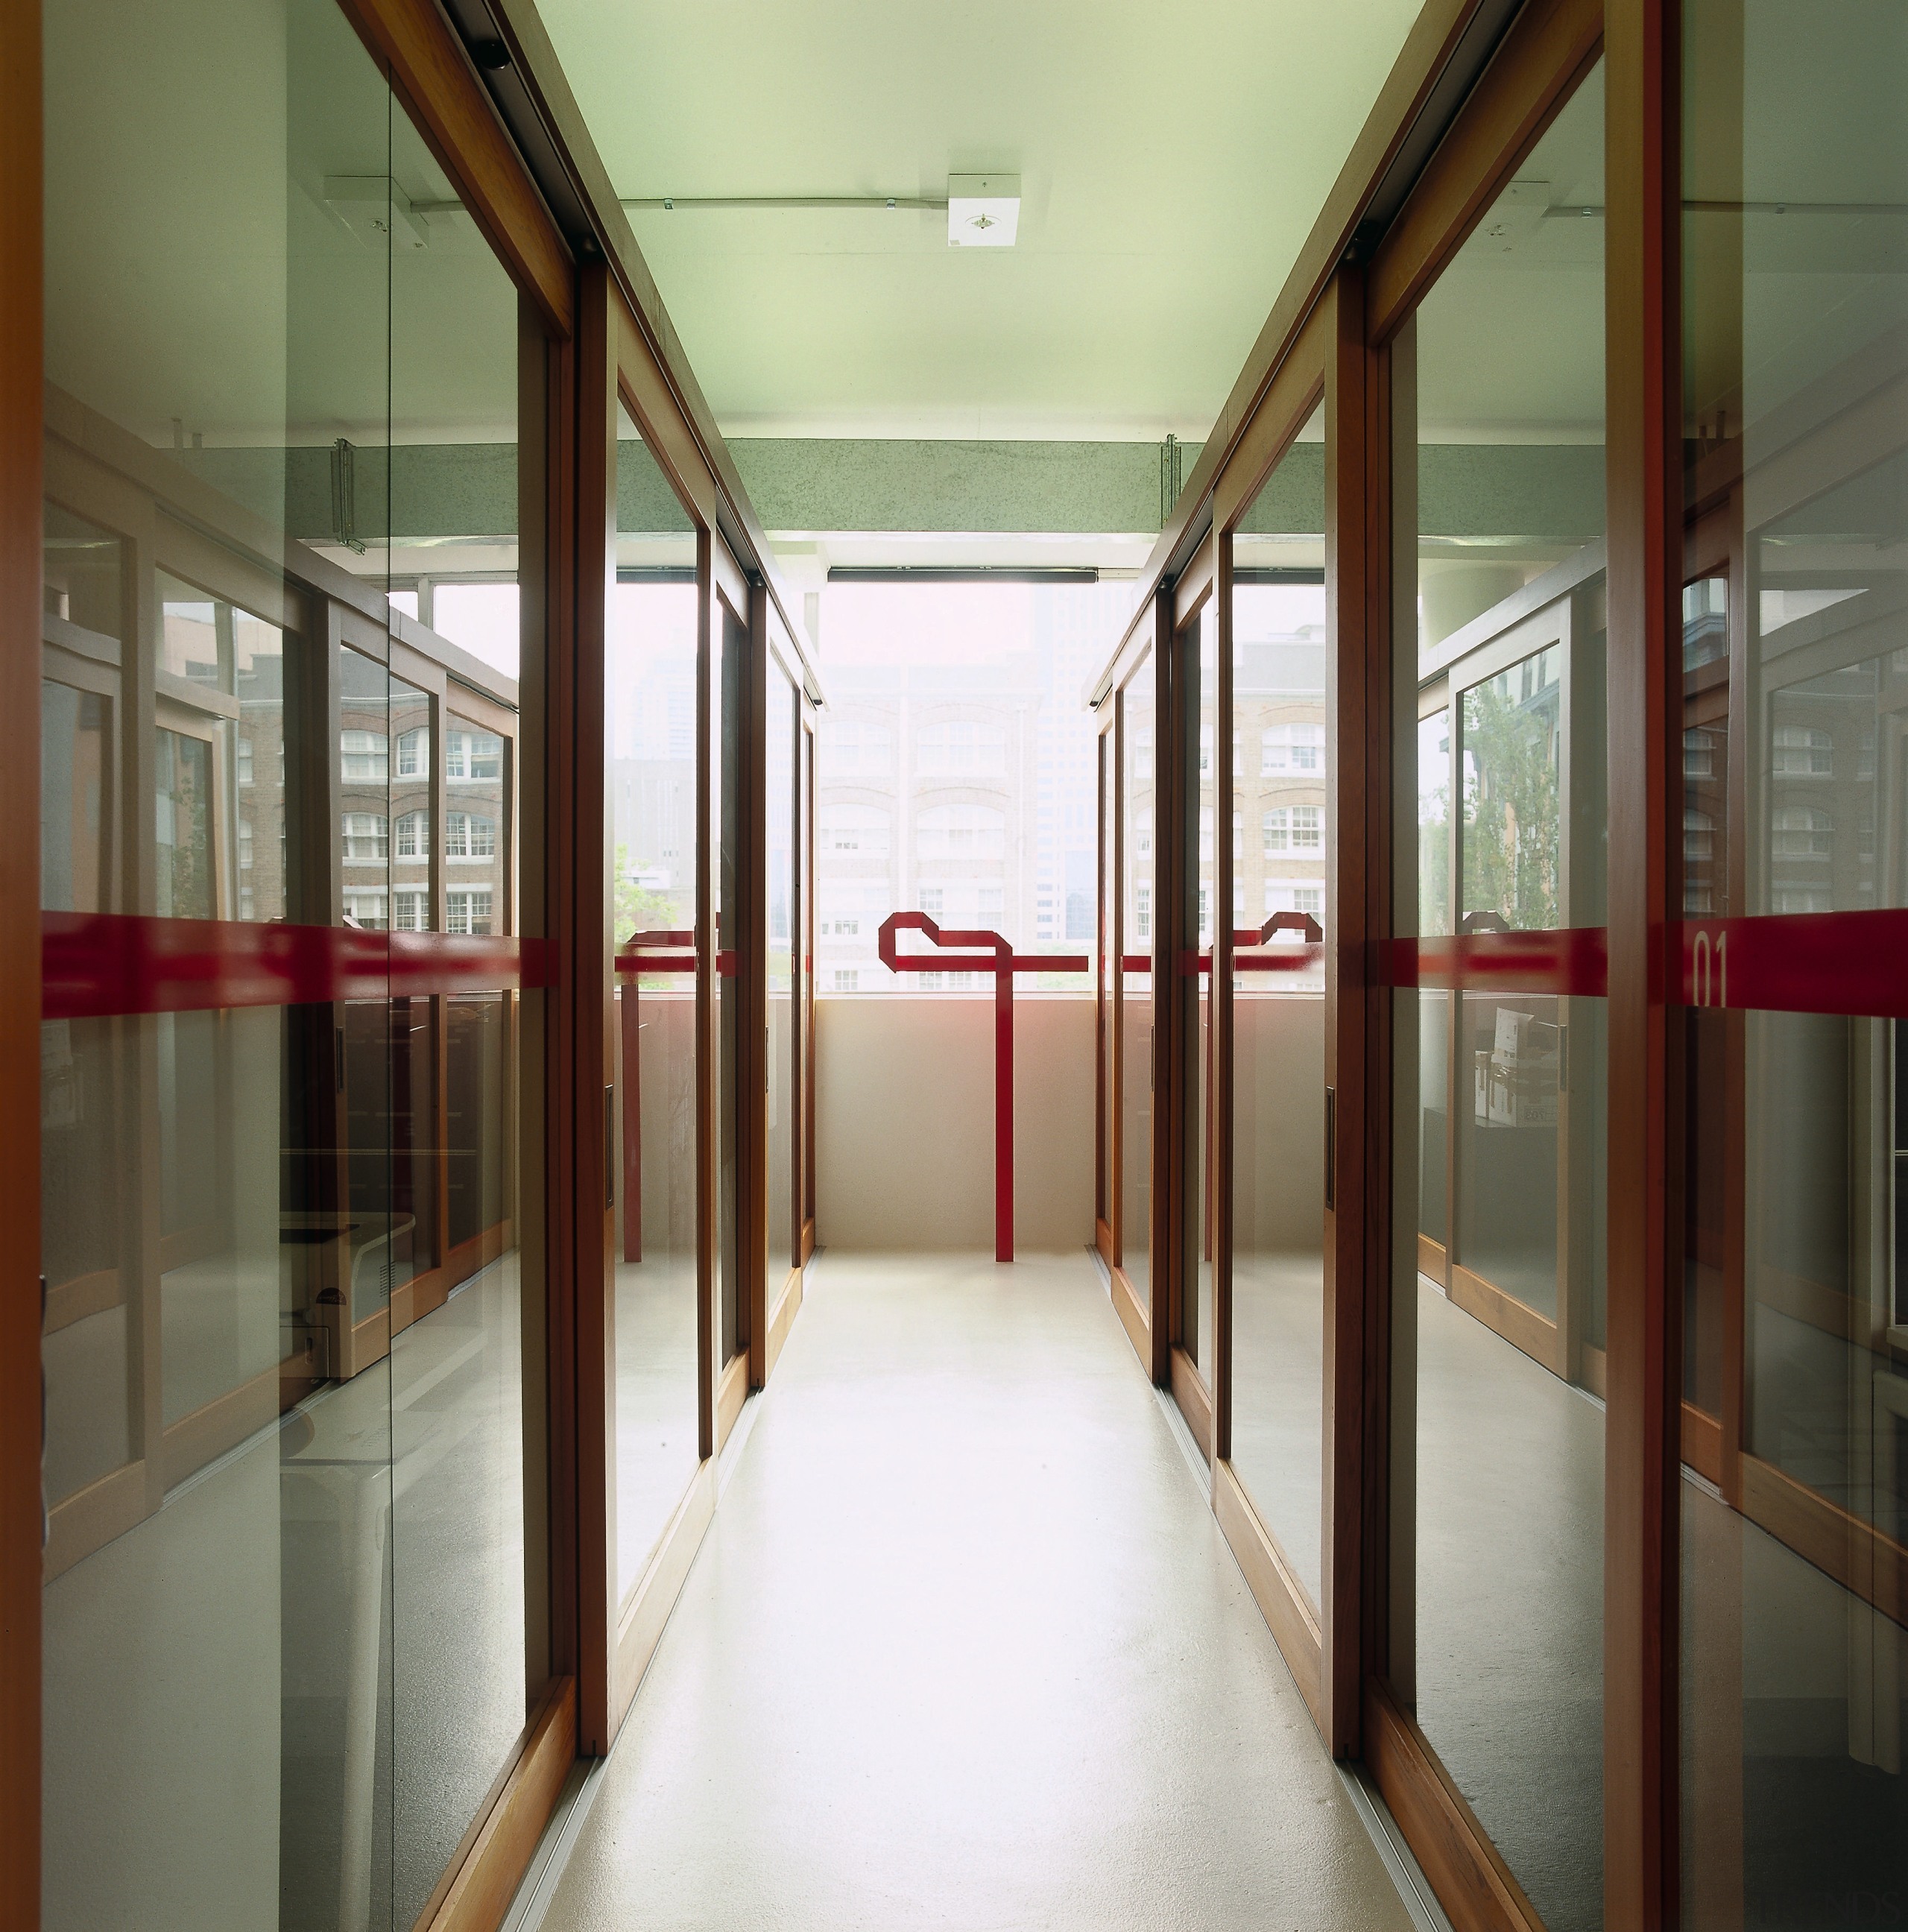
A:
[539,0,1422,441]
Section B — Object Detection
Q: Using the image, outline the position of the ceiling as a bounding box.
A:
[539,0,1422,443]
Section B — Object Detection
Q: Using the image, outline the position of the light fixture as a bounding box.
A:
[947,174,1020,248]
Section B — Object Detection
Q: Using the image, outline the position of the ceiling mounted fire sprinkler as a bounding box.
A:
[947,174,1020,248]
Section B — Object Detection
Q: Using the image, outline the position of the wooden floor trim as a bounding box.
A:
[1415,1233,1447,1286]
[1215,1459,1324,1732]
[1169,1345,1214,1462]
[43,1459,150,1582]
[1448,1263,1563,1377]
[1109,1263,1151,1373]
[613,1459,717,1733]
[1362,1681,1544,1932]
[159,1361,282,1489]
[415,1675,576,1932]
[1743,1450,1908,1628]
[715,1348,750,1456]
[1680,1401,1722,1487]
[764,1264,803,1381]
[42,1266,119,1334]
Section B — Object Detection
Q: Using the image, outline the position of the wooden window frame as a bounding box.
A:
[1200,303,1337,1734]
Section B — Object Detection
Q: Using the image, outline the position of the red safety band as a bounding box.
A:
[42,910,551,1020]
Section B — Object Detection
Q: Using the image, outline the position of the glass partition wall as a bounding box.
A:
[1680,1,1908,1919]
[608,411,701,1627]
[1108,638,1161,1352]
[22,0,817,1913]
[1084,0,1908,1923]
[604,380,816,1710]
[38,0,552,1922]
[1225,406,1330,1626]
[1386,61,1609,1932]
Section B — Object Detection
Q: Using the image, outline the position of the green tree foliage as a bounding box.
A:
[1461,662,1559,930]
[614,840,689,949]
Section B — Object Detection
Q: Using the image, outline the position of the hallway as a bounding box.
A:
[535,1253,1417,1932]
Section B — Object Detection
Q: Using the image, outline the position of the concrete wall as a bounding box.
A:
[183,438,1605,545]
[816,995,1094,1252]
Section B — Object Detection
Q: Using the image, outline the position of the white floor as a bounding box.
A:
[537,1250,1415,1932]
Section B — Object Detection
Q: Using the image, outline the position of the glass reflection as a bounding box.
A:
[610,411,700,1602]
[39,0,540,1922]
[1186,610,1215,1381]
[1681,3,1908,1915]
[1120,666,1155,1307]
[1391,60,1608,1932]
[1228,414,1329,1607]
[768,663,797,1270]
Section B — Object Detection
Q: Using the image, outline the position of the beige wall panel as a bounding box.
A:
[815,997,1093,1253]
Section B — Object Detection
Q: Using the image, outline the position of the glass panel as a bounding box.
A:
[802,719,817,1230]
[385,62,530,1908]
[40,674,122,1501]
[610,411,699,1603]
[236,604,291,924]
[1185,610,1214,1379]
[1120,665,1155,1305]
[1681,2,1908,1914]
[1391,60,1608,1932]
[155,726,216,919]
[40,1,545,1922]
[1099,724,1114,1230]
[810,580,1119,988]
[43,504,123,656]
[1460,646,1561,931]
[717,596,745,1363]
[445,715,505,937]
[42,682,112,916]
[40,1,399,1925]
[158,570,236,693]
[768,663,797,1270]
[1229,408,1328,1608]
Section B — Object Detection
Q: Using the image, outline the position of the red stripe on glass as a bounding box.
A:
[1383,926,1609,997]
[43,910,551,1020]
[1679,909,1908,1018]
[615,952,698,976]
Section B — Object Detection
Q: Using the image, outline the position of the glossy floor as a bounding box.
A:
[537,1250,1416,1932]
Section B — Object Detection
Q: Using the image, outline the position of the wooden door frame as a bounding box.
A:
[1,0,42,1914]
[1094,706,1113,1266]
[1204,306,1335,1733]
[1169,551,1217,1453]
[1108,611,1170,1378]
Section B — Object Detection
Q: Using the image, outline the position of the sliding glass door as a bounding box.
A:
[39,1,555,1922]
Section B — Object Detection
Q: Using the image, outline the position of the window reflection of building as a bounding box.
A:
[814,581,1128,988]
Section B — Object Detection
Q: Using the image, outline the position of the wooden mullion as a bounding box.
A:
[127,507,166,1501]
[570,263,616,1755]
[1157,590,1187,1389]
[1105,695,1119,1283]
[1213,534,1235,1467]
[1603,0,1684,1922]
[1368,0,1605,345]
[695,531,718,1462]
[745,584,769,1385]
[2,0,42,1897]
[1363,325,1402,1714]
[334,0,572,338]
[1323,268,1373,1757]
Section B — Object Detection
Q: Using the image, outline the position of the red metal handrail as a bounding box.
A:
[878,911,1088,1263]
